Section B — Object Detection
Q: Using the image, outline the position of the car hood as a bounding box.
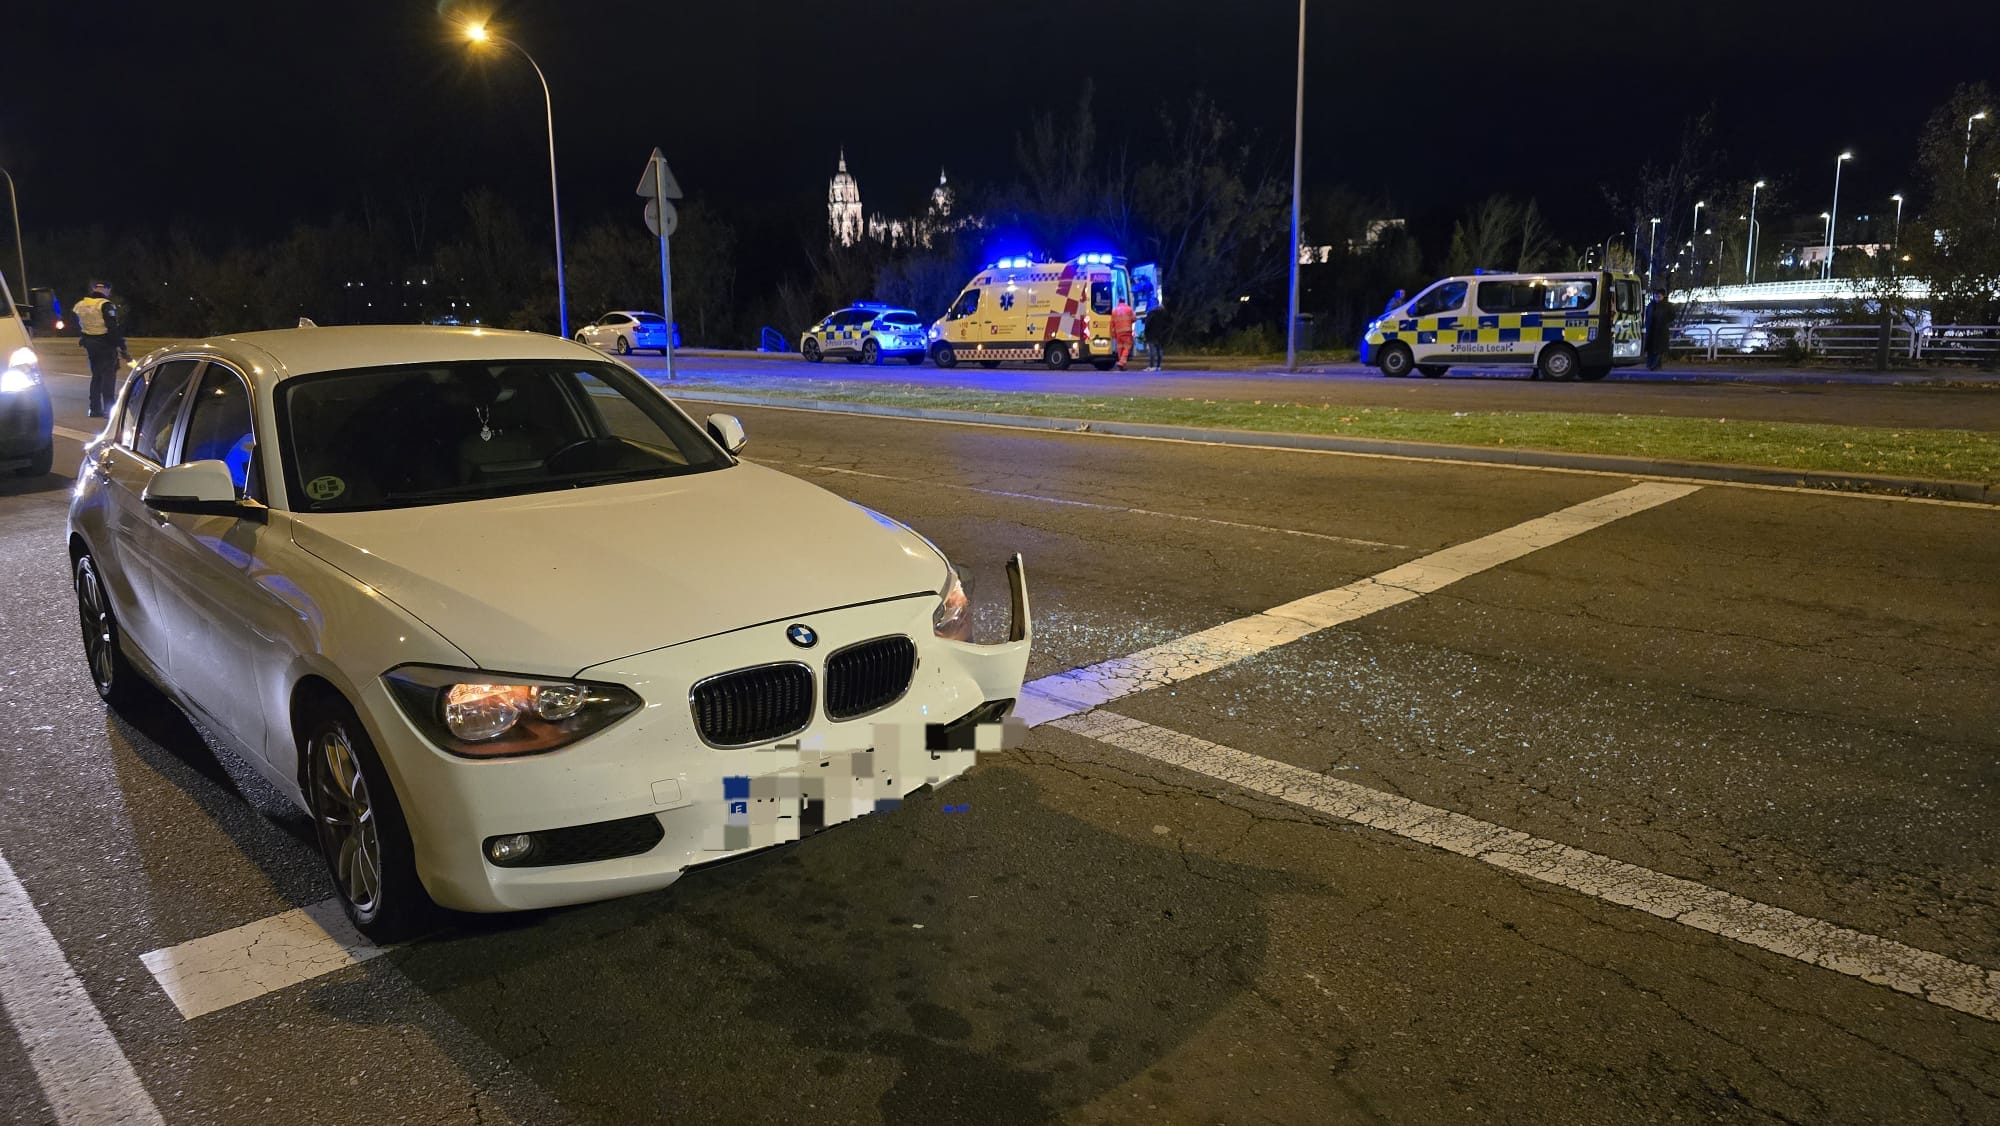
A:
[289,463,946,674]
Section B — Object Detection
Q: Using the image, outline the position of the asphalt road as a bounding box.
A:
[2,355,1997,1124]
[633,352,2000,431]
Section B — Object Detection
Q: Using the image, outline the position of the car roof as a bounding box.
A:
[154,325,597,385]
[840,304,915,314]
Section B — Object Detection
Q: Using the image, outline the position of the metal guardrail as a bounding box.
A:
[759,326,790,353]
[1916,325,2000,365]
[1665,321,2000,365]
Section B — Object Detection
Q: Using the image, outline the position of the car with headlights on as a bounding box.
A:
[800,303,928,365]
[1,273,54,476]
[67,325,1031,940]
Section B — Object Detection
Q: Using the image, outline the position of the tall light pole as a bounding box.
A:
[1825,151,1851,280]
[1602,231,1623,269]
[1284,0,1306,372]
[1745,180,1765,284]
[0,167,24,313]
[1646,216,1660,289]
[1818,212,1831,274]
[1968,111,1988,172]
[465,21,569,338]
[1890,193,1903,248]
[1689,201,1704,285]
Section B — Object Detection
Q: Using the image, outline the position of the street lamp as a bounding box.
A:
[1890,193,1903,250]
[1646,216,1661,289]
[1825,151,1851,280]
[1745,180,1765,284]
[464,20,569,338]
[1968,111,1988,172]
[1284,0,1306,372]
[0,167,24,312]
[1818,212,1831,274]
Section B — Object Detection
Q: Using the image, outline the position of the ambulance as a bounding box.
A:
[1362,270,1643,380]
[929,253,1161,370]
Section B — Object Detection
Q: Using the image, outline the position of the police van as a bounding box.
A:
[929,254,1161,370]
[1363,270,1642,380]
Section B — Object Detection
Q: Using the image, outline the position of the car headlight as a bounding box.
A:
[933,563,973,641]
[384,665,642,757]
[1,347,39,394]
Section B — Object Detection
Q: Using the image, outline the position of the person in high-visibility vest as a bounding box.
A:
[1109,297,1135,371]
[74,280,131,417]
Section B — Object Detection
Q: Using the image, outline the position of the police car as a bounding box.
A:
[0,274,53,477]
[1363,270,1642,381]
[800,303,928,365]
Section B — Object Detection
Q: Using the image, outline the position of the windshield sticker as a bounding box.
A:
[305,475,346,501]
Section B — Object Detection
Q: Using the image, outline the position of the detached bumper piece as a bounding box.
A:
[484,814,665,868]
[926,698,1023,751]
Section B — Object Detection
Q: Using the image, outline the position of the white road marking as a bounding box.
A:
[1049,709,2000,1023]
[689,395,1997,511]
[138,899,385,1021]
[0,849,165,1125]
[765,460,1405,548]
[1015,481,1701,726]
[53,425,98,443]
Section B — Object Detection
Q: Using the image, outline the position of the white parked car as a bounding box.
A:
[67,326,1031,940]
[575,310,678,355]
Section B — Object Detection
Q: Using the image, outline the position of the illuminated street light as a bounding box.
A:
[1890,193,1903,249]
[1745,180,1765,284]
[1690,202,1704,285]
[1968,111,1988,172]
[1819,211,1832,272]
[1825,152,1851,280]
[1646,216,1661,288]
[463,20,570,338]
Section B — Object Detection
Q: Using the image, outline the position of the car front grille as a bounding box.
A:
[825,635,917,720]
[691,662,814,746]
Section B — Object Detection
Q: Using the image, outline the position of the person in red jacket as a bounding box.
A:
[1109,298,1135,371]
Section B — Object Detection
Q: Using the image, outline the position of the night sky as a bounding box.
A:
[11,0,1999,247]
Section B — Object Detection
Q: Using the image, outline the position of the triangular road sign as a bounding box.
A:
[636,148,684,200]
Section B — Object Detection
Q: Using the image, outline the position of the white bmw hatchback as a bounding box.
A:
[68,326,1030,940]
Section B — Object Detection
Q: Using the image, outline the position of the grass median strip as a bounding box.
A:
[675,375,1999,486]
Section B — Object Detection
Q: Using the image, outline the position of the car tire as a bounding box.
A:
[16,442,53,477]
[932,344,957,368]
[615,336,632,356]
[574,332,590,346]
[803,339,822,363]
[863,340,881,366]
[1578,365,1611,382]
[1416,364,1448,378]
[73,552,148,710]
[302,694,434,944]
[1537,343,1579,381]
[1043,343,1072,370]
[1378,342,1414,377]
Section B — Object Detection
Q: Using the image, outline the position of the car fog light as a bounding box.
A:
[486,833,534,864]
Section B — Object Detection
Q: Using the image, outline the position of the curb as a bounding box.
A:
[669,389,1997,505]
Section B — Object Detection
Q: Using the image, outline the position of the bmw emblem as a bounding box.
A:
[786,623,818,649]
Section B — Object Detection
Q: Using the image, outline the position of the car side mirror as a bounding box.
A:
[143,459,265,522]
[705,413,747,455]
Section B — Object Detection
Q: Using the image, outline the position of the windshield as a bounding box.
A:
[632,313,666,324]
[278,360,728,513]
[880,311,922,326]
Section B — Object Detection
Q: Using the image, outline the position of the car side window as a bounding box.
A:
[1409,281,1468,318]
[116,368,151,448]
[179,362,258,498]
[134,359,201,464]
[947,291,978,319]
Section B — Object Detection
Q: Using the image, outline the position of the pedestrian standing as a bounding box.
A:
[75,280,131,417]
[1110,296,1135,371]
[1643,287,1672,371]
[1140,311,1164,371]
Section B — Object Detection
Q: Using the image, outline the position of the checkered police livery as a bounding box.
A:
[1362,270,1644,382]
[800,303,930,365]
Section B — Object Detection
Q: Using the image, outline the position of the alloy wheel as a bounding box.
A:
[312,724,384,916]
